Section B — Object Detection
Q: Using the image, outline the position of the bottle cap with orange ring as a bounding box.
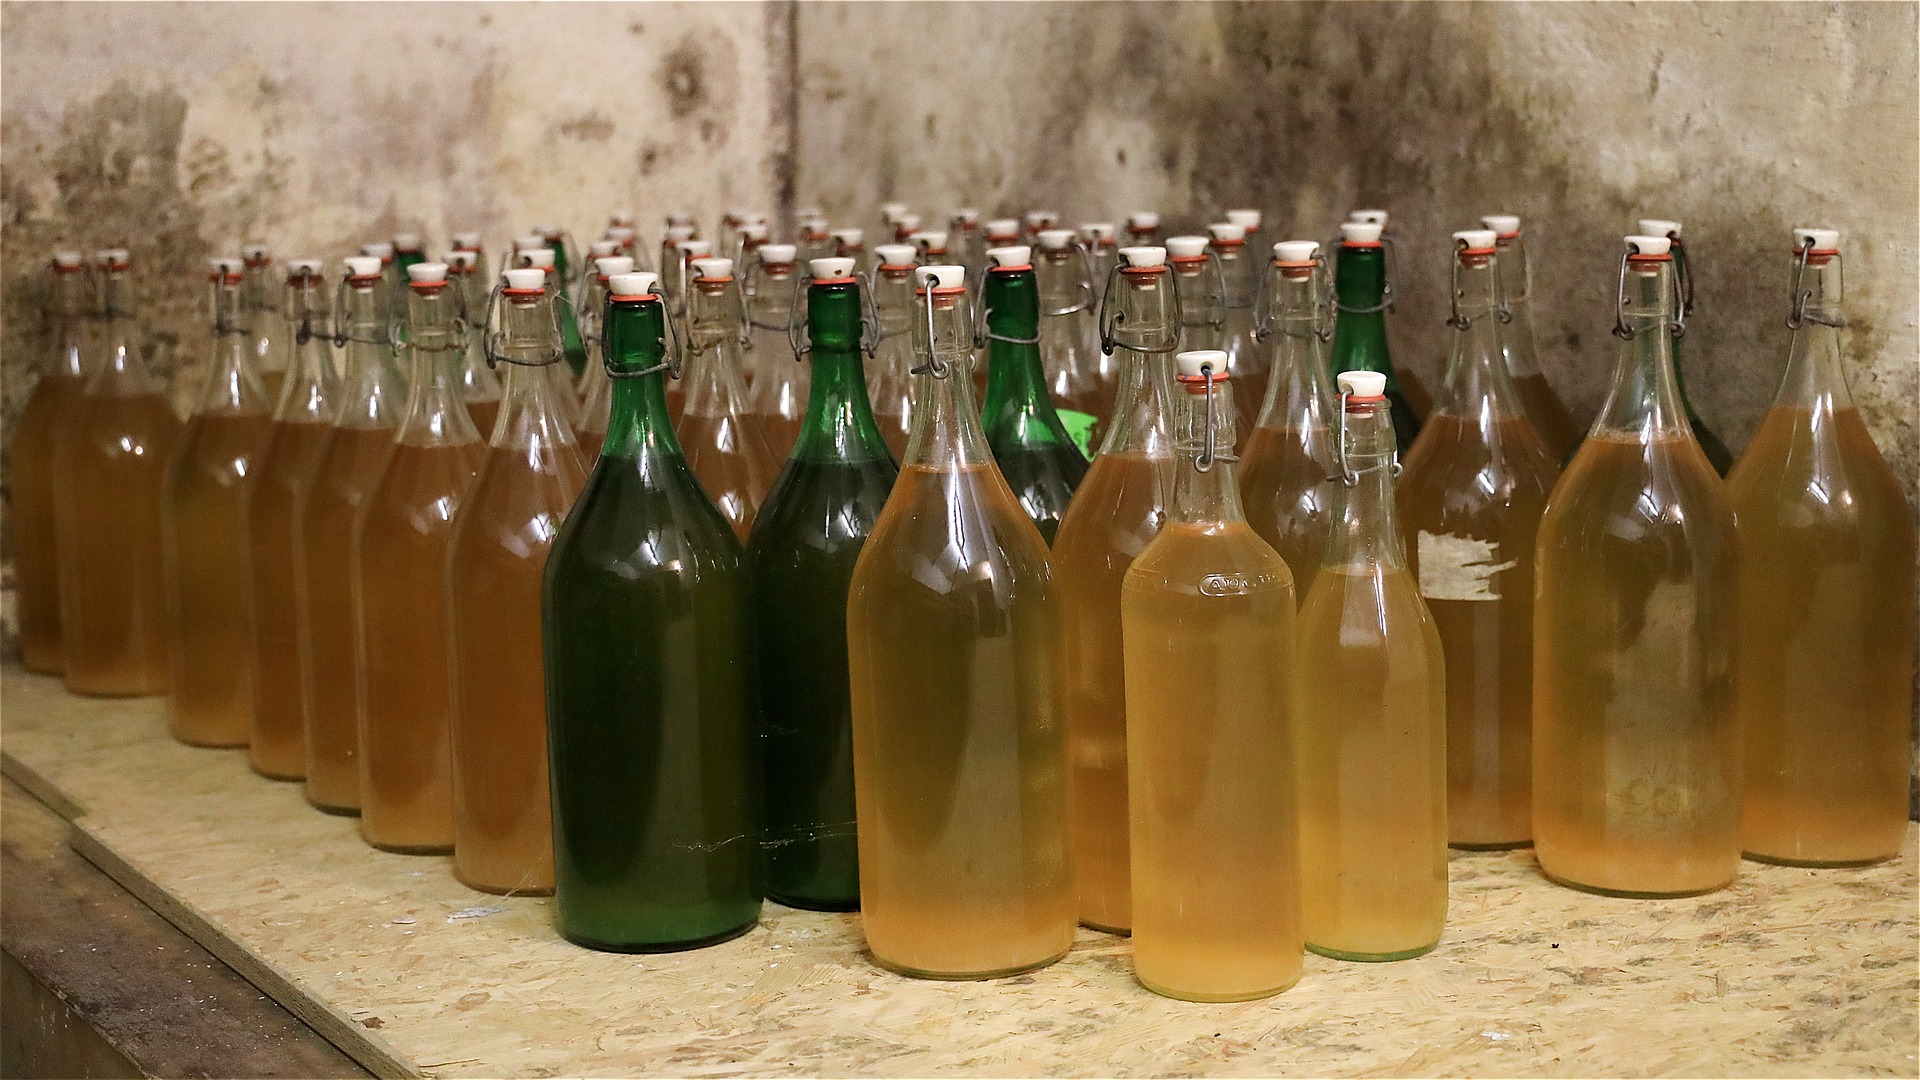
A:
[362,241,395,260]
[664,210,696,228]
[343,256,382,280]
[810,256,856,281]
[909,230,948,255]
[951,208,981,227]
[759,243,797,266]
[1080,222,1116,245]
[287,259,324,278]
[589,239,620,259]
[986,245,1031,270]
[1480,214,1520,238]
[894,213,923,235]
[1226,209,1262,231]
[407,262,449,287]
[452,231,483,251]
[513,234,544,251]
[875,243,915,269]
[503,268,547,293]
[518,248,557,270]
[680,239,713,260]
[1350,209,1388,227]
[1036,229,1075,251]
[242,242,272,264]
[1206,223,1246,245]
[1336,370,1387,400]
[1175,348,1230,386]
[1625,235,1672,259]
[1453,229,1498,256]
[691,257,733,281]
[609,209,635,227]
[984,218,1020,242]
[606,226,636,246]
[664,224,695,244]
[1126,210,1160,233]
[1793,227,1838,252]
[879,202,909,224]
[209,256,245,281]
[1023,210,1059,232]
[1117,246,1167,270]
[446,250,478,273]
[595,256,635,279]
[914,264,966,292]
[1340,221,1383,246]
[609,271,660,299]
[394,233,423,253]
[1637,218,1680,239]
[1273,240,1320,265]
[1165,235,1208,261]
[52,250,84,270]
[830,227,864,250]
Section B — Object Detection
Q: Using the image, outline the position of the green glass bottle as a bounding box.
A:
[1639,219,1733,475]
[980,244,1089,543]
[542,270,761,952]
[1330,221,1422,452]
[393,233,426,275]
[746,256,898,911]
[524,230,591,381]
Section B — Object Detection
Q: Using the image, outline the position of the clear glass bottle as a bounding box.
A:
[245,259,341,779]
[446,249,503,437]
[663,238,713,426]
[13,251,91,674]
[830,227,865,262]
[1166,235,1220,358]
[1033,229,1102,455]
[543,270,761,951]
[677,256,780,540]
[745,244,810,459]
[846,263,1072,979]
[748,256,899,911]
[1240,240,1340,598]
[980,244,1089,544]
[867,243,919,460]
[950,207,984,283]
[1730,229,1915,867]
[1122,348,1301,1001]
[1295,369,1447,960]
[1052,244,1179,935]
[510,248,589,434]
[298,257,407,813]
[658,223,695,309]
[1638,219,1732,475]
[1397,231,1559,850]
[1330,221,1426,450]
[1079,223,1123,437]
[353,261,486,853]
[797,208,833,263]
[163,258,274,745]
[575,254,635,461]
[1207,223,1264,432]
[1481,214,1581,462]
[362,240,400,339]
[447,266,588,894]
[241,243,289,406]
[1534,234,1740,897]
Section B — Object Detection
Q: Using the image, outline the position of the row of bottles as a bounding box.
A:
[9,213,1909,1003]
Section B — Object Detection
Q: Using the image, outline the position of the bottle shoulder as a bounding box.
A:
[551,453,746,581]
[852,464,1054,601]
[1541,433,1737,558]
[1124,520,1293,598]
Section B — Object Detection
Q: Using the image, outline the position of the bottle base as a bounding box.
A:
[765,890,859,913]
[1449,839,1533,852]
[251,765,305,783]
[364,837,453,856]
[1742,849,1897,870]
[1137,971,1300,1002]
[21,656,63,676]
[63,679,168,698]
[1307,941,1438,963]
[870,946,1071,982]
[562,917,758,954]
[307,797,361,817]
[1080,918,1132,938]
[1538,866,1733,899]
[455,870,555,898]
[173,733,249,750]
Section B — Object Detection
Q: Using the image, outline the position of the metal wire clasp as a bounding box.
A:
[1611,249,1687,341]
[1334,389,1401,486]
[1253,257,1333,344]
[1331,233,1397,316]
[599,293,684,380]
[1192,360,1238,474]
[910,285,957,379]
[1097,261,1184,357]
[482,280,568,369]
[1786,237,1845,330]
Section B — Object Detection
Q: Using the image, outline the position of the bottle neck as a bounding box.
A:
[1490,232,1543,377]
[982,268,1052,414]
[796,280,890,464]
[399,283,479,442]
[1256,263,1337,432]
[279,281,336,421]
[904,286,993,468]
[197,276,269,414]
[602,298,683,461]
[1594,258,1690,440]
[748,266,796,329]
[1325,400,1406,569]
[684,279,752,415]
[1172,377,1246,525]
[1438,255,1524,420]
[1099,269,1179,456]
[873,267,916,372]
[1172,262,1216,334]
[1776,251,1852,411]
[495,349,579,453]
[89,271,159,390]
[1331,243,1391,364]
[1213,245,1252,308]
[48,270,88,378]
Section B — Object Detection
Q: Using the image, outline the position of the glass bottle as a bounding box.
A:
[543,269,761,951]
[663,238,713,426]
[244,259,341,779]
[745,244,810,459]
[1482,214,1581,462]
[1207,223,1264,431]
[1079,223,1123,434]
[606,226,645,270]
[575,254,635,459]
[676,256,780,539]
[511,248,589,434]
[830,227,865,261]
[1122,349,1300,1002]
[56,250,182,696]
[298,257,407,813]
[241,244,289,406]
[731,220,768,285]
[1397,231,1559,849]
[892,212,922,246]
[1053,244,1179,935]
[1022,209,1060,240]
[362,241,400,338]
[1534,234,1740,896]
[1166,235,1221,357]
[393,232,427,275]
[353,261,486,853]
[747,256,899,911]
[162,258,274,745]
[1330,221,1427,451]
[1731,229,1915,867]
[980,244,1089,544]
[658,223,695,309]
[1033,229,1102,455]
[797,208,833,263]
[1241,240,1340,598]
[532,225,591,382]
[867,243,919,460]
[446,249,503,437]
[845,263,1072,978]
[13,251,91,674]
[447,266,588,895]
[950,207,984,283]
[1295,369,1447,960]
[1125,211,1161,247]
[878,202,909,245]
[1639,219,1732,474]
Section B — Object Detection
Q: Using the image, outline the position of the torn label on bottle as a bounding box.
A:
[1417,532,1514,601]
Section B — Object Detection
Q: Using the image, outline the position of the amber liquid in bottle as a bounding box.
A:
[298,269,408,813]
[354,274,485,853]
[846,273,1073,979]
[448,296,587,893]
[676,270,779,539]
[13,258,91,673]
[56,260,182,696]
[1295,383,1447,961]
[1729,239,1915,867]
[1533,246,1739,897]
[1122,362,1301,1002]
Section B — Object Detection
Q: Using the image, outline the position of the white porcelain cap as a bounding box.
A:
[1625,235,1672,257]
[104,247,132,264]
[1024,210,1059,228]
[407,261,448,285]
[534,223,562,237]
[287,258,324,276]
[985,218,1020,239]
[503,267,547,291]
[1481,214,1521,236]
[896,213,923,233]
[451,231,483,250]
[344,256,383,279]
[1337,370,1388,398]
[595,256,636,277]
[831,227,864,247]
[517,248,557,269]
[209,256,245,275]
[1226,209,1262,230]
[664,211,695,227]
[987,245,1032,268]
[241,242,272,261]
[811,256,856,279]
[1207,223,1247,243]
[445,250,479,271]
[610,271,660,297]
[680,239,713,258]
[664,224,696,243]
[1638,218,1681,238]
[1175,349,1229,379]
[1340,221,1384,244]
[393,233,423,252]
[1080,222,1116,243]
[951,207,980,225]
[879,202,909,222]
[589,239,620,258]
[52,250,84,268]
[1165,235,1208,259]
[1036,229,1076,251]
[1273,240,1321,263]
[514,233,544,250]
[1117,245,1167,269]
[910,230,948,252]
[1350,209,1388,226]
[606,226,637,244]
[795,205,825,221]
[875,243,916,268]
[362,241,395,258]
[915,264,965,290]
[1126,211,1160,230]
[609,209,635,226]
[1794,227,1840,250]
[759,243,797,265]
[1454,229,1498,251]
[691,256,733,280]
[739,221,770,242]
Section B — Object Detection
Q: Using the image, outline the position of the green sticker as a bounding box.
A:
[1058,409,1098,459]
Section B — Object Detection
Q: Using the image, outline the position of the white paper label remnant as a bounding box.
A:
[1417,531,1515,602]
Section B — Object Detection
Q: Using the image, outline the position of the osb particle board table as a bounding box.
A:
[1,667,1914,1078]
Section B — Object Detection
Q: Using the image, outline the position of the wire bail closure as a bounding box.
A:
[600,293,684,380]
[1331,233,1398,316]
[1786,237,1845,330]
[321,272,400,350]
[1334,389,1402,486]
[1097,261,1184,357]
[1611,249,1687,341]
[1192,361,1238,474]
[1445,238,1507,331]
[482,281,570,369]
[1252,256,1333,344]
[910,283,962,380]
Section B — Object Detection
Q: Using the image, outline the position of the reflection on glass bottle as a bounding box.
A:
[511,247,588,435]
[575,253,636,462]
[446,248,503,439]
[241,244,288,406]
[1295,370,1447,961]
[1207,223,1263,432]
[748,256,899,911]
[1122,349,1301,1002]
[1033,229,1102,455]
[677,256,780,540]
[447,266,587,895]
[745,244,810,459]
[846,263,1072,979]
[867,244,919,461]
[1730,229,1915,867]
[14,251,91,674]
[1481,214,1581,462]
[163,258,274,745]
[1053,244,1178,935]
[980,244,1088,544]
[543,270,761,951]
[1534,234,1739,897]
[1397,231,1558,850]
[245,259,341,780]
[1638,219,1732,474]
[1330,221,1425,450]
